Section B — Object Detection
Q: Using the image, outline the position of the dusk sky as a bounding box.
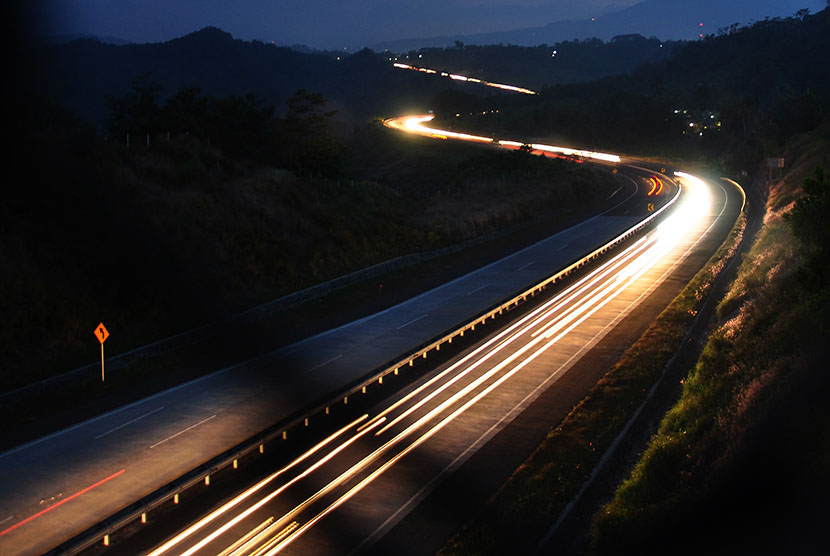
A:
[35,0,824,50]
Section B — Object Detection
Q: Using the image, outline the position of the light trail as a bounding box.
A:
[373,235,657,436]
[0,469,126,538]
[392,62,537,95]
[384,114,621,163]
[157,169,713,556]
[364,213,684,439]
[387,114,494,144]
[193,174,713,555]
[647,175,664,196]
[161,417,385,556]
[145,415,369,556]
[263,228,695,553]
[146,69,721,555]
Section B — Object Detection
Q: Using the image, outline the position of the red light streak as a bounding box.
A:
[0,469,126,537]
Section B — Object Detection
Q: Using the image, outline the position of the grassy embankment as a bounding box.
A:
[0,112,615,394]
[439,175,746,555]
[589,127,830,554]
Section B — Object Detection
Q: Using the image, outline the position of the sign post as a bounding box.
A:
[767,157,785,183]
[94,323,110,382]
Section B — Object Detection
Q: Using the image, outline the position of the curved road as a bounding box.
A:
[0,94,741,555]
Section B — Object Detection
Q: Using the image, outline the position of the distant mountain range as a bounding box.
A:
[371,0,821,51]
[33,26,680,127]
[39,33,133,46]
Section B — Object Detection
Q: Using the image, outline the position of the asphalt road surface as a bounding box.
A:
[81,169,739,555]
[0,113,742,556]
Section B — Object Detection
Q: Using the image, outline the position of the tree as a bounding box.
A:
[106,73,163,138]
[208,93,275,160]
[786,166,830,292]
[276,89,348,177]
[159,86,209,137]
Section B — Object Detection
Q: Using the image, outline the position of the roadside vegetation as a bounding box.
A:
[591,127,830,555]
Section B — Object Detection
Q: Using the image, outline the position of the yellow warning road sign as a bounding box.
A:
[94,323,109,344]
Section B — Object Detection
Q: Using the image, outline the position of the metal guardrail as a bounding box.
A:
[51,178,683,555]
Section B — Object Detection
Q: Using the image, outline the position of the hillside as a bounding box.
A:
[399,37,679,91]
[34,27,448,126]
[592,120,830,556]
[441,8,830,172]
[36,27,692,128]
[0,92,616,392]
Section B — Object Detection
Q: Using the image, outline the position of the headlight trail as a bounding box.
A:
[392,62,537,94]
[177,176,711,556]
[160,172,713,555]
[385,114,621,163]
[149,97,719,555]
[262,230,692,554]
[145,414,375,556]
[374,235,658,436]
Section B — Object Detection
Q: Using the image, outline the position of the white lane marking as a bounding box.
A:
[0,515,13,525]
[150,415,217,449]
[556,244,568,251]
[306,354,343,374]
[0,367,231,461]
[95,406,165,439]
[396,314,428,330]
[517,261,535,271]
[605,184,625,200]
[577,229,593,238]
[465,283,489,296]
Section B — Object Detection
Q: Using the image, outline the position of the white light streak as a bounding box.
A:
[147,415,370,556]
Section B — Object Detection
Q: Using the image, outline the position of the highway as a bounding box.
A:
[0,164,657,556]
[99,117,736,554]
[107,164,732,555]
[0,87,742,555]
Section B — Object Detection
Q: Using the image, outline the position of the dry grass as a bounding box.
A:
[591,127,830,555]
